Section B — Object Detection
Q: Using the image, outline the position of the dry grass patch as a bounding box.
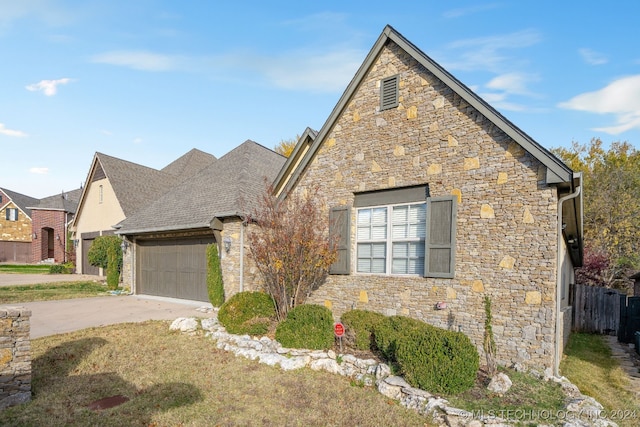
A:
[0,321,432,426]
[0,282,109,304]
[560,333,640,427]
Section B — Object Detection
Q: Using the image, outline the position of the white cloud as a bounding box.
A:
[29,167,49,175]
[579,48,608,65]
[477,91,527,112]
[100,129,113,136]
[441,30,542,73]
[443,3,501,18]
[486,72,539,96]
[91,51,179,71]
[26,78,73,96]
[263,49,364,93]
[0,123,28,137]
[133,137,143,144]
[558,75,640,134]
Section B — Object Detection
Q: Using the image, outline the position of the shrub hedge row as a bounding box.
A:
[275,304,334,350]
[218,291,276,335]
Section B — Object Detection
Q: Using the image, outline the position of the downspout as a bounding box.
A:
[554,183,581,377]
[239,220,245,292]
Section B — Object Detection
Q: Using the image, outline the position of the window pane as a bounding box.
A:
[371,258,386,273]
[392,258,408,274]
[357,227,370,240]
[371,243,386,257]
[372,207,387,225]
[357,209,371,225]
[357,258,371,273]
[393,242,408,257]
[358,243,371,258]
[371,225,387,239]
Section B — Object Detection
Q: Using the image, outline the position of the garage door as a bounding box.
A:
[136,237,215,302]
[82,238,100,276]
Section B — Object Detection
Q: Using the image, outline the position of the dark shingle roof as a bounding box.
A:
[33,188,82,213]
[161,148,217,182]
[117,140,286,234]
[0,188,40,217]
[95,152,179,217]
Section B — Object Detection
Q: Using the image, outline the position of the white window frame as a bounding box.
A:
[5,208,18,221]
[356,202,426,275]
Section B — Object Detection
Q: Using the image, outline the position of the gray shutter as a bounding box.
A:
[5,209,8,220]
[329,206,350,275]
[425,196,457,278]
[380,75,399,111]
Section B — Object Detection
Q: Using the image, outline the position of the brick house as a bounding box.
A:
[29,190,81,264]
[273,26,583,374]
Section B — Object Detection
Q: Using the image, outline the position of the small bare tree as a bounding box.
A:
[247,185,338,321]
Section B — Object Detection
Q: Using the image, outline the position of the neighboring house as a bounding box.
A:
[273,26,583,374]
[70,149,216,275]
[29,189,82,264]
[0,188,39,262]
[116,140,285,302]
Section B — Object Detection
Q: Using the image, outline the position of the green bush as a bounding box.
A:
[275,304,334,350]
[218,291,276,335]
[87,235,122,270]
[396,327,479,395]
[106,244,119,290]
[374,315,430,361]
[340,309,386,351]
[206,244,224,307]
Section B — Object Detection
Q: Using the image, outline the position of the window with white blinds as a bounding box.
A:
[356,202,426,275]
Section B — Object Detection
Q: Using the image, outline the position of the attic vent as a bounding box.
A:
[380,75,399,111]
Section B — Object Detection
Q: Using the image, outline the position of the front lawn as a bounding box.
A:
[0,282,110,304]
[0,264,52,274]
[560,333,640,427]
[0,321,432,426]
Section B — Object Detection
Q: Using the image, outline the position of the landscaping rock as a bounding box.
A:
[169,317,198,333]
[487,372,512,395]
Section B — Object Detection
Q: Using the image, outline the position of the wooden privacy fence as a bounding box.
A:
[572,284,622,334]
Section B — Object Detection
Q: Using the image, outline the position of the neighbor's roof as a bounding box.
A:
[117,140,286,235]
[161,148,217,182]
[0,187,40,218]
[274,25,574,198]
[32,188,83,213]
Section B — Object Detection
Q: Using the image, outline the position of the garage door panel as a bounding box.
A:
[137,237,213,302]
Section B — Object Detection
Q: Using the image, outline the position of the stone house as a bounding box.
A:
[273,25,583,374]
[115,140,285,302]
[0,188,39,263]
[70,149,216,275]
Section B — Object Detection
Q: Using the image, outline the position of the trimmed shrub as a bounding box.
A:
[206,244,224,307]
[374,315,431,361]
[218,291,276,335]
[340,309,386,351]
[49,262,75,274]
[275,304,334,350]
[87,235,122,270]
[106,243,119,290]
[396,327,479,395]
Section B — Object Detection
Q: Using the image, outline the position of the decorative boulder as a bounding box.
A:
[487,372,512,395]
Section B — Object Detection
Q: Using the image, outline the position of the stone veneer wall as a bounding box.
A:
[219,219,264,299]
[294,41,560,370]
[0,202,32,243]
[0,307,31,410]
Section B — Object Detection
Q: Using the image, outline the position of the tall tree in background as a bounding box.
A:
[553,138,640,290]
[274,135,299,158]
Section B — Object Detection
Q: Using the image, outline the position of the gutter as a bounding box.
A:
[554,183,581,377]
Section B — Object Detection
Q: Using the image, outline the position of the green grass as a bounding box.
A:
[560,333,640,427]
[447,367,566,424]
[0,322,433,426]
[0,282,110,303]
[0,264,52,274]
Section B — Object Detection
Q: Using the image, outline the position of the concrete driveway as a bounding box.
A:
[0,273,214,338]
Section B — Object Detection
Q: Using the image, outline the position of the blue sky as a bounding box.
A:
[2,1,639,198]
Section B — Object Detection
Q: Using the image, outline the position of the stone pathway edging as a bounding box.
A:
[170,316,617,427]
[605,335,640,398]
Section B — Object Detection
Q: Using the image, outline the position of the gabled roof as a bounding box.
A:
[31,188,82,213]
[0,187,40,218]
[274,25,574,198]
[161,148,217,182]
[94,152,179,217]
[117,140,286,235]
